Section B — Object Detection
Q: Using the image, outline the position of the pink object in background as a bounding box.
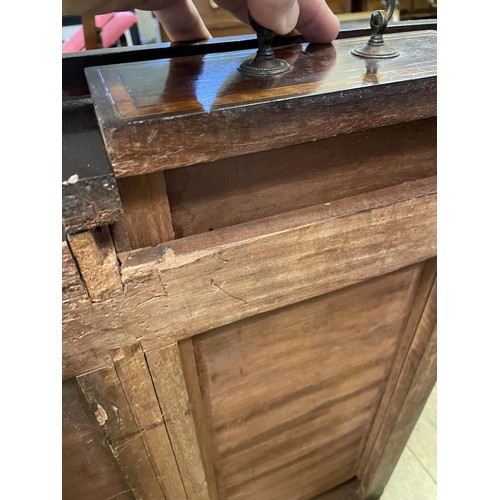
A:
[62,12,138,53]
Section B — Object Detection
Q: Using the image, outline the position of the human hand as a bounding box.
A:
[63,0,340,44]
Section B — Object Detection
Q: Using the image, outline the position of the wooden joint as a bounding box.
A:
[67,226,123,302]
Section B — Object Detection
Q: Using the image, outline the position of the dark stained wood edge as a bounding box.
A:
[62,19,436,99]
[62,98,123,234]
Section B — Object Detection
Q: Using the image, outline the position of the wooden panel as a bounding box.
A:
[166,118,436,237]
[112,172,175,252]
[178,339,222,500]
[62,177,436,379]
[112,344,187,500]
[77,366,165,499]
[67,226,123,302]
[357,273,437,498]
[356,258,436,475]
[192,264,425,499]
[361,326,437,499]
[147,343,212,499]
[85,31,436,177]
[62,379,134,500]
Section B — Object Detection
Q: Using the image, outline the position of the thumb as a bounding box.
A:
[247,0,300,35]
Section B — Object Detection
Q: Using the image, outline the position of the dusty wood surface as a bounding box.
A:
[358,276,437,498]
[62,378,134,500]
[112,172,176,252]
[62,178,436,379]
[112,344,187,499]
[85,31,436,177]
[147,344,212,499]
[77,366,165,499]
[166,118,436,238]
[66,226,123,302]
[191,264,424,499]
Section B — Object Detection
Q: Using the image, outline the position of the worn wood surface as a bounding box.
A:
[62,378,134,500]
[191,263,424,499]
[85,31,436,177]
[62,241,88,302]
[166,118,436,237]
[147,344,212,499]
[77,366,165,499]
[112,172,175,252]
[67,226,123,302]
[112,344,187,499]
[62,177,436,379]
[358,276,437,498]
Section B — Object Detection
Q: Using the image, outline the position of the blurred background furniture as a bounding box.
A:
[62,12,139,53]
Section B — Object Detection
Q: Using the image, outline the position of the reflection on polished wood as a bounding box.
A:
[85,31,436,177]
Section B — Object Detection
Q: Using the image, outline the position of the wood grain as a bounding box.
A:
[112,172,176,252]
[62,379,134,500]
[191,264,424,499]
[178,339,222,500]
[146,344,212,499]
[62,241,88,302]
[358,277,437,498]
[362,326,437,499]
[85,31,436,177]
[165,118,436,237]
[112,344,187,500]
[66,226,123,302]
[77,367,165,499]
[62,177,436,379]
[356,258,436,476]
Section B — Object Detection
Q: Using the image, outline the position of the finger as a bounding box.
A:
[212,0,249,25]
[153,0,212,42]
[295,0,340,43]
[247,0,300,35]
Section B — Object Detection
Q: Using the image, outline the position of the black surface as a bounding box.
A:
[62,98,122,234]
